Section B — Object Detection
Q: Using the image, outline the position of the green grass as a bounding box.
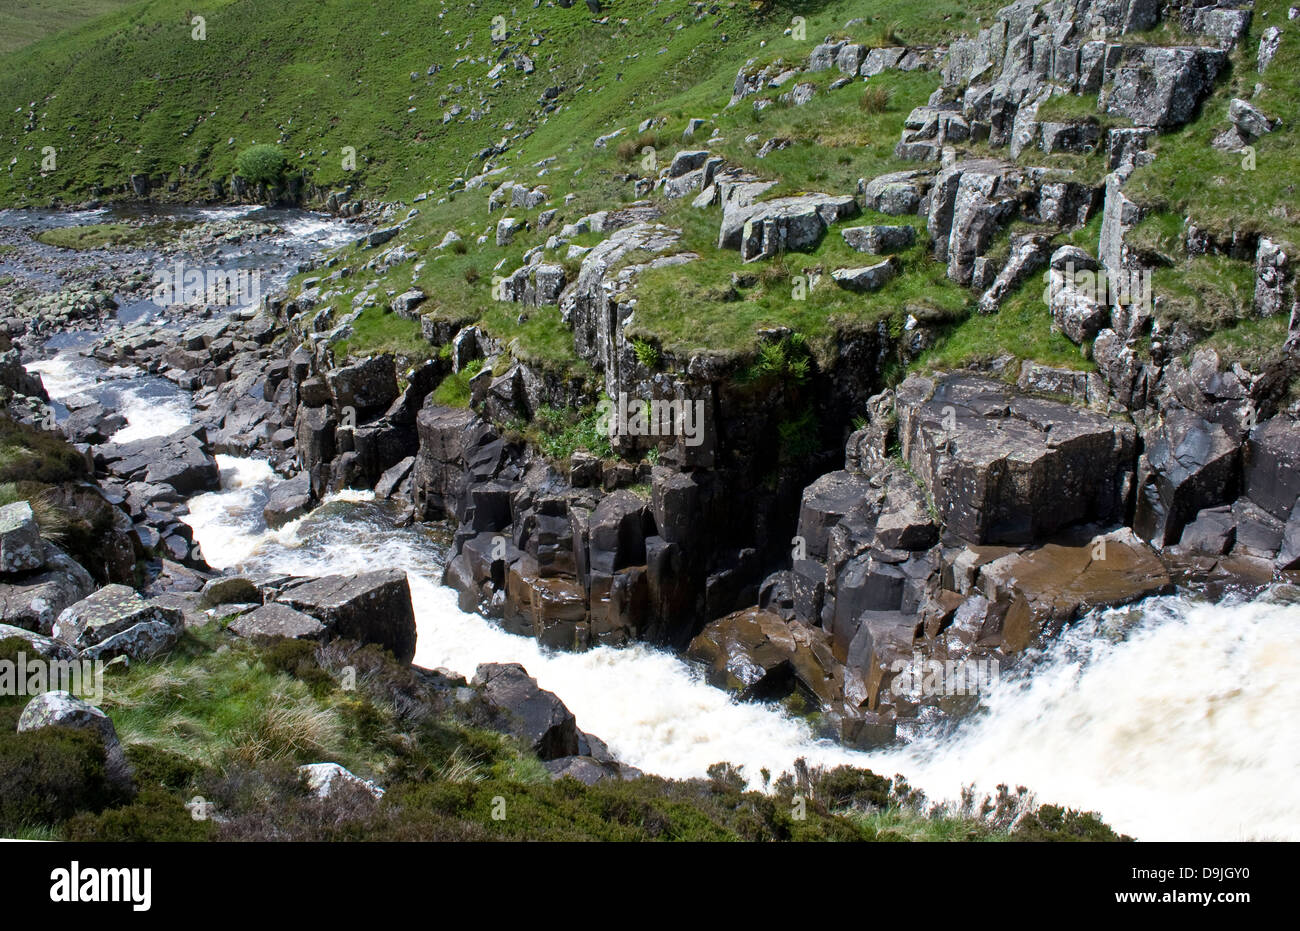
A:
[34,221,193,250]
[0,0,135,55]
[431,358,482,408]
[917,273,1093,374]
[1126,0,1300,249]
[1191,313,1291,372]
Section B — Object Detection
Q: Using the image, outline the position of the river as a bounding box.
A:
[11,205,1298,842]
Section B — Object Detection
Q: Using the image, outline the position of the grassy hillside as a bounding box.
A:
[0,0,1002,205]
[0,0,134,54]
[3,0,1291,394]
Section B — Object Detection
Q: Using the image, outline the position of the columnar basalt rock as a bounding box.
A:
[895,373,1136,544]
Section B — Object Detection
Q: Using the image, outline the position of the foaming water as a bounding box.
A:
[25,354,192,442]
[184,457,1299,840]
[876,596,1300,841]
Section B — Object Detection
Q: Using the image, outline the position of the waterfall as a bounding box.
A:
[184,456,1300,841]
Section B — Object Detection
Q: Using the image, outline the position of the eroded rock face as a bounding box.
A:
[896,373,1136,544]
[561,222,695,395]
[1133,410,1240,547]
[1106,45,1227,130]
[277,568,417,662]
[472,662,579,760]
[927,160,1025,286]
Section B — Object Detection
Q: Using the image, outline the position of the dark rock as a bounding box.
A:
[1134,410,1240,546]
[277,568,417,662]
[264,474,312,529]
[896,373,1136,544]
[472,662,579,760]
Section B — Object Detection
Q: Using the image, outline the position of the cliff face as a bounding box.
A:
[213,0,1298,749]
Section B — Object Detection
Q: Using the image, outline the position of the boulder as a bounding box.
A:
[198,576,260,608]
[51,584,183,650]
[1243,418,1300,522]
[264,474,312,529]
[81,619,179,662]
[687,608,843,707]
[841,225,916,254]
[277,569,417,662]
[472,662,579,760]
[832,257,899,292]
[0,501,46,574]
[544,756,635,785]
[718,193,858,262]
[17,691,132,788]
[796,471,873,560]
[1133,410,1240,546]
[862,170,930,215]
[0,622,75,660]
[1176,505,1236,556]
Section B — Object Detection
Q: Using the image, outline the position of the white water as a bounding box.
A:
[184,456,1300,841]
[25,354,193,442]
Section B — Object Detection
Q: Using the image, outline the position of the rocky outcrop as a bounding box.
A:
[718,193,858,262]
[927,160,1026,286]
[896,373,1136,544]
[93,423,219,497]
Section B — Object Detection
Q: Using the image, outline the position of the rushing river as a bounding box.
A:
[14,207,1299,842]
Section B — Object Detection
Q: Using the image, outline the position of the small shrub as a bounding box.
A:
[63,786,214,841]
[125,743,199,792]
[463,265,480,285]
[451,239,469,255]
[859,85,891,114]
[630,337,660,370]
[258,638,334,693]
[234,143,287,187]
[0,416,88,484]
[1013,804,1134,842]
[615,139,638,162]
[0,725,121,831]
